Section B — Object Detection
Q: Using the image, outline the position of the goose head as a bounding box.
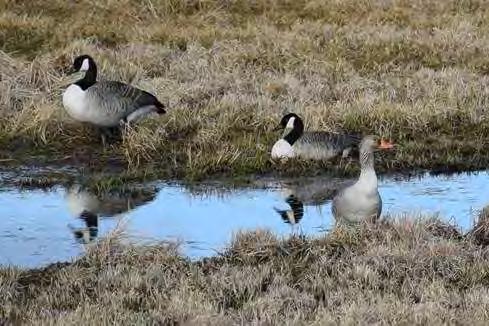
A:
[359,135,394,153]
[274,113,304,133]
[358,135,394,173]
[70,54,96,74]
[67,55,97,89]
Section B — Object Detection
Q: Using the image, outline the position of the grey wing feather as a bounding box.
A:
[300,132,359,148]
[294,132,360,160]
[88,81,161,118]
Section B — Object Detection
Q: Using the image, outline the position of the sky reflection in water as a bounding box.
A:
[0,171,488,267]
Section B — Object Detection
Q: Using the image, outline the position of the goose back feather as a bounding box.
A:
[293,131,359,160]
[84,81,164,126]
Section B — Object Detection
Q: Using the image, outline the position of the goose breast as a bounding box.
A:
[63,84,89,122]
[332,185,382,223]
[271,139,294,159]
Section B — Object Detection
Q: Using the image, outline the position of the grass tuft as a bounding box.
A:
[2,217,489,324]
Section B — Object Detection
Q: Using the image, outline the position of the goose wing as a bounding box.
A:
[86,81,163,118]
[294,132,361,159]
[299,132,360,149]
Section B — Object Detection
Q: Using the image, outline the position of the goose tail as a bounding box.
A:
[155,100,166,114]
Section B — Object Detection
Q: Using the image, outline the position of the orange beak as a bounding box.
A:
[378,139,394,149]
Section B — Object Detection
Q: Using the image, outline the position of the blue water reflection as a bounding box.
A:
[0,171,488,267]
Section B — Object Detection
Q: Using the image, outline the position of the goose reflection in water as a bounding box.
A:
[274,194,304,226]
[275,177,352,227]
[65,185,158,243]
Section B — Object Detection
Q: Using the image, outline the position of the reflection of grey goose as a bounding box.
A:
[62,55,166,143]
[271,113,360,160]
[331,135,393,224]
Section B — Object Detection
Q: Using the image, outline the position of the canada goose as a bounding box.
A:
[271,113,359,160]
[331,135,394,224]
[62,54,166,144]
[66,184,157,242]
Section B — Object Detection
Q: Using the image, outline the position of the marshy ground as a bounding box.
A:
[2,218,489,324]
[2,0,489,181]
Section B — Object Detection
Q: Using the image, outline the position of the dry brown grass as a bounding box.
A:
[2,0,489,179]
[2,218,489,324]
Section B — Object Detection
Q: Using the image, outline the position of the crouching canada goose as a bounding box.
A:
[62,54,166,144]
[271,113,359,160]
[331,135,393,224]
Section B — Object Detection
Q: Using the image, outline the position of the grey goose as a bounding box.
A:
[331,135,393,224]
[271,113,360,160]
[62,54,165,144]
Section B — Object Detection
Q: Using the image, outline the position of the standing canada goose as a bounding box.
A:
[271,113,360,160]
[62,54,166,144]
[331,135,394,224]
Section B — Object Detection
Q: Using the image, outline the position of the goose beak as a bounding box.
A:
[273,125,284,132]
[378,139,394,149]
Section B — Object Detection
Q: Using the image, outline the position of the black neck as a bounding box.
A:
[283,120,304,145]
[74,64,97,90]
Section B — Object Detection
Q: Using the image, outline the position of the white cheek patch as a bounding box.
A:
[80,58,90,71]
[285,117,295,129]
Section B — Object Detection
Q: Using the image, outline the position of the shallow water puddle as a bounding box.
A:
[1,171,488,267]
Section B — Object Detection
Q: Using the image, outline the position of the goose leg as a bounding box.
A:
[99,128,114,147]
[340,147,353,170]
[119,119,130,133]
[100,130,107,148]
